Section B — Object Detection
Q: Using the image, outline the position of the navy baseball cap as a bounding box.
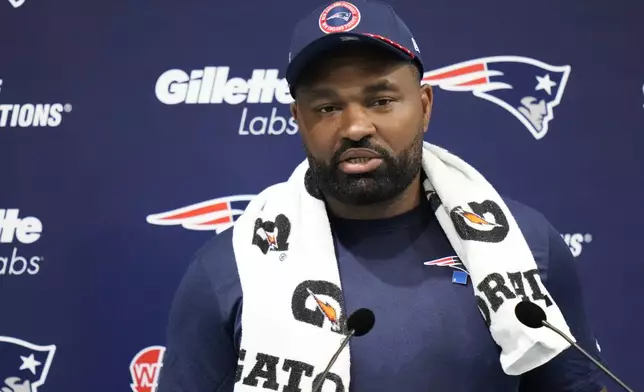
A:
[286,0,424,96]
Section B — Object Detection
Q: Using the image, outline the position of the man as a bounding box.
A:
[157,1,606,391]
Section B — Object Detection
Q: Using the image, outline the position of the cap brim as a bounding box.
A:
[286,33,416,96]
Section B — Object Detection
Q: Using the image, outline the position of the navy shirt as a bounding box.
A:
[157,195,603,392]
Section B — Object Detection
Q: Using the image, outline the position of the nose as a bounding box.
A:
[338,103,376,141]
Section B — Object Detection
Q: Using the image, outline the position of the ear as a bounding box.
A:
[420,84,433,133]
[290,102,304,136]
[290,102,299,123]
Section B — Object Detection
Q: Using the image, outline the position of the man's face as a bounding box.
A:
[291,45,433,206]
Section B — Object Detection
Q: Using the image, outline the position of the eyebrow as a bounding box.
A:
[301,80,401,101]
[300,87,339,101]
[362,80,401,95]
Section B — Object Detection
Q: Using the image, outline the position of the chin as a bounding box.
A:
[332,177,402,206]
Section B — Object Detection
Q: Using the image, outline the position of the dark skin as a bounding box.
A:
[290,46,433,220]
[291,45,609,392]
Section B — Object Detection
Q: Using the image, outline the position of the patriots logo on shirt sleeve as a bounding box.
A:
[0,336,56,392]
[422,56,571,140]
[424,256,470,285]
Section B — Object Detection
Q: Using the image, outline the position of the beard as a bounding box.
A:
[305,132,424,206]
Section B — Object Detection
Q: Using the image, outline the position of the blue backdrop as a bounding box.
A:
[1,0,642,391]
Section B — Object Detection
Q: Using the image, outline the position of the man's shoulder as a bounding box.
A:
[499,195,560,266]
[501,195,553,236]
[190,228,240,294]
[194,227,235,260]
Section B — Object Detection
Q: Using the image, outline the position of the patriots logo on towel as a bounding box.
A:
[146,194,255,234]
[252,214,291,255]
[0,336,56,392]
[422,56,571,140]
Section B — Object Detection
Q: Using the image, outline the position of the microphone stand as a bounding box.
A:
[543,320,634,392]
[312,329,356,392]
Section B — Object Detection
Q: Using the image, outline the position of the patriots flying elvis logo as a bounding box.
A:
[423,56,571,140]
[146,194,255,234]
[0,336,56,392]
[6,0,26,8]
[424,255,470,285]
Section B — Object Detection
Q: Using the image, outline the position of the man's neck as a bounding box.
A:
[325,176,422,220]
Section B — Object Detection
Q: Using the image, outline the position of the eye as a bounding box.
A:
[371,98,394,107]
[317,105,339,114]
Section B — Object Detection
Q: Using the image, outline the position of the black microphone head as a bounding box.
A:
[346,308,375,337]
[515,301,547,329]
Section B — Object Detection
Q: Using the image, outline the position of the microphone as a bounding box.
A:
[312,308,375,392]
[515,301,634,392]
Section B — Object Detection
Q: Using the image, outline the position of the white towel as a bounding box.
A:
[231,141,573,391]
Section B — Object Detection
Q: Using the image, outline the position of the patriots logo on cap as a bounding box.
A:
[423,56,571,140]
[319,1,361,34]
[0,336,56,392]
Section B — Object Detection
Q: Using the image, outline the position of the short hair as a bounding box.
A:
[406,60,422,82]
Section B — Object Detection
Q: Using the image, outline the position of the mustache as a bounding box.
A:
[331,138,392,165]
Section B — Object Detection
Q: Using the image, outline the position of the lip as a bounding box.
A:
[338,157,383,174]
[338,148,382,162]
[336,148,384,174]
